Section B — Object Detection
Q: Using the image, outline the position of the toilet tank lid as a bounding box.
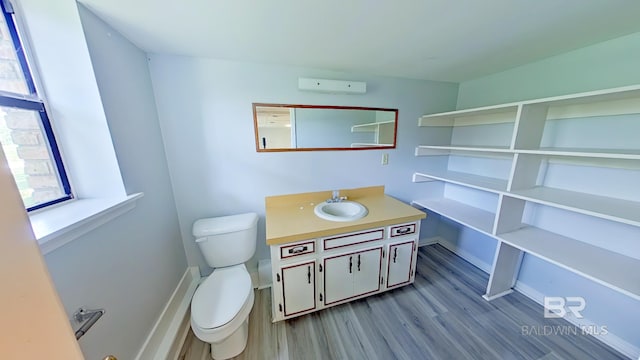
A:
[193,212,258,237]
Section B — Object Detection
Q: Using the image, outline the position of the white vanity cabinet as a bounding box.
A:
[270,221,420,322]
[323,246,383,306]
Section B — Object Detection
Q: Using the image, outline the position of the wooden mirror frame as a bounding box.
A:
[253,103,398,152]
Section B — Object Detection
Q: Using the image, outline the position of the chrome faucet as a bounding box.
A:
[327,190,348,203]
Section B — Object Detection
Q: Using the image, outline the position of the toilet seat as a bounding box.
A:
[192,264,252,330]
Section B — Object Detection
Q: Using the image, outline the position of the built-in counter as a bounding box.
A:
[266,185,427,321]
[265,185,426,245]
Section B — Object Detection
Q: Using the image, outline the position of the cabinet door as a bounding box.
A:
[353,247,383,297]
[281,261,316,317]
[323,254,353,305]
[387,241,415,288]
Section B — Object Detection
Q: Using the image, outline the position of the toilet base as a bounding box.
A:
[209,318,249,359]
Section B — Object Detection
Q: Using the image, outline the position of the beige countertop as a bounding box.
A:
[265,185,426,245]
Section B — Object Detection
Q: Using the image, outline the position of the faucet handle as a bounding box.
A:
[332,190,339,199]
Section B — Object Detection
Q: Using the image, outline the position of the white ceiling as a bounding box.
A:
[78,0,640,82]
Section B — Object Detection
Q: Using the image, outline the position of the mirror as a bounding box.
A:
[253,103,398,151]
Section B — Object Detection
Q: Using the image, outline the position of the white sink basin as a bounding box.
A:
[314,201,368,222]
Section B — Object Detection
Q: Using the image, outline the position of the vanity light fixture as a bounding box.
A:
[298,77,366,94]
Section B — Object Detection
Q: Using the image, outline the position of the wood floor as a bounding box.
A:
[178,244,626,360]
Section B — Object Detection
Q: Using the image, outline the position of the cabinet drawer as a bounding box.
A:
[322,228,384,250]
[389,222,417,238]
[280,240,315,259]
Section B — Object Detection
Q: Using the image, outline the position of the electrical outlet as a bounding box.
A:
[381,153,389,165]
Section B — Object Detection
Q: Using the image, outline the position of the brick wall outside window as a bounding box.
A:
[0,17,65,208]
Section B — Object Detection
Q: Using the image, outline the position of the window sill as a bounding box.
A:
[30,193,144,255]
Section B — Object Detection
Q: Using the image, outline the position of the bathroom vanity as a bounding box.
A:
[265,186,426,322]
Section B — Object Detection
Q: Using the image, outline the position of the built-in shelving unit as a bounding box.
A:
[412,84,640,302]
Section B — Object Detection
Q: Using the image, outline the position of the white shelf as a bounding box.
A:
[351,120,394,132]
[415,145,640,160]
[416,145,512,156]
[515,148,640,160]
[523,85,640,108]
[413,171,507,193]
[510,187,640,227]
[499,226,640,301]
[412,198,495,235]
[418,104,519,127]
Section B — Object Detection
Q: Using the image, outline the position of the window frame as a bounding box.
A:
[0,0,72,211]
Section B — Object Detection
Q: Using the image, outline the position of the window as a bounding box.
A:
[0,0,72,211]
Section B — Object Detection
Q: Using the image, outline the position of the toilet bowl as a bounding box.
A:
[191,265,254,358]
[190,213,258,360]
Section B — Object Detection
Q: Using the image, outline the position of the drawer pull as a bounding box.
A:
[289,246,308,254]
[397,227,412,235]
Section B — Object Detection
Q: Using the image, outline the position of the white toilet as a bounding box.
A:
[190,212,258,359]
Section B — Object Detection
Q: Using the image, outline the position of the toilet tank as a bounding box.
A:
[193,213,258,268]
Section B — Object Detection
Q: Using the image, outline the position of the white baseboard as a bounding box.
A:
[166,308,192,360]
[135,266,200,360]
[418,236,442,247]
[514,281,640,359]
